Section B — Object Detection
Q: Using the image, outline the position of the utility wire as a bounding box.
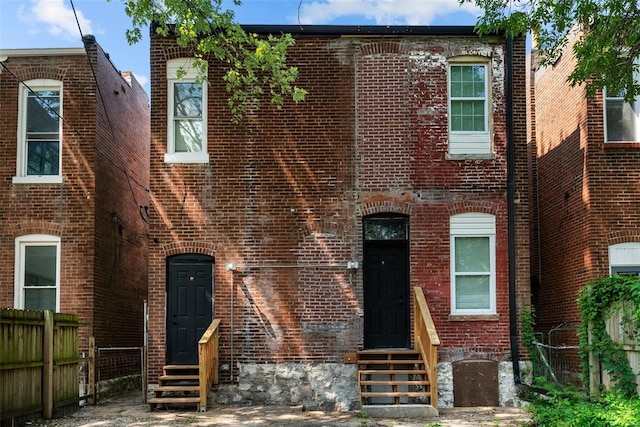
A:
[298,0,304,29]
[69,0,150,228]
[0,61,150,196]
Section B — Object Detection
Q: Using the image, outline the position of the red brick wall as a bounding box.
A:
[532,32,640,345]
[533,37,594,335]
[148,30,528,381]
[0,52,97,349]
[0,42,149,351]
[91,40,150,348]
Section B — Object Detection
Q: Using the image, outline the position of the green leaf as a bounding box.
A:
[120,0,305,121]
[460,0,640,102]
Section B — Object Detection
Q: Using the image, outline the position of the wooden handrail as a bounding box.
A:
[413,286,440,410]
[198,318,221,412]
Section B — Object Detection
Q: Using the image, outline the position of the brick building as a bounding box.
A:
[529,31,640,376]
[0,36,150,352]
[148,25,530,410]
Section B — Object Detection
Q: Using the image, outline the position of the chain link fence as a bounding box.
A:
[531,324,581,387]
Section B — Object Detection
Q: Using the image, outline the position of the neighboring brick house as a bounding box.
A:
[148,25,529,410]
[529,30,640,376]
[0,36,150,353]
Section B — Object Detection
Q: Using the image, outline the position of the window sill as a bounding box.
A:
[604,142,640,149]
[12,176,63,184]
[448,313,499,321]
[446,153,496,161]
[164,152,210,164]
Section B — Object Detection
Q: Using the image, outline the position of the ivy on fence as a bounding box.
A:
[577,275,640,398]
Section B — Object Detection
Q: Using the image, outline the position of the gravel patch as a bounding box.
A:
[27,394,532,426]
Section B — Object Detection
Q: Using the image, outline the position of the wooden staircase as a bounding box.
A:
[357,349,433,406]
[149,319,221,412]
[149,365,202,410]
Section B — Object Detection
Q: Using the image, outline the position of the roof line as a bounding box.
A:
[240,24,483,37]
[0,47,87,57]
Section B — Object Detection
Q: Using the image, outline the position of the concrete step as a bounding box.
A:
[362,404,438,418]
[149,396,201,410]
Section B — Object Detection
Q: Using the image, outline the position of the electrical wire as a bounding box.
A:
[70,0,150,231]
[0,62,151,199]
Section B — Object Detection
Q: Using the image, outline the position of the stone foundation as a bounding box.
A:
[213,363,360,411]
[210,361,530,411]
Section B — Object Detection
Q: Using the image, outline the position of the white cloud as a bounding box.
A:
[20,0,93,41]
[132,72,149,89]
[297,0,481,26]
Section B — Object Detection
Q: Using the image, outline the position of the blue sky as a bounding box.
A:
[0,0,482,93]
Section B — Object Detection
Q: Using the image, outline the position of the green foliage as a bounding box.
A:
[528,389,640,426]
[520,276,640,425]
[459,0,640,102]
[116,0,306,120]
[577,275,640,398]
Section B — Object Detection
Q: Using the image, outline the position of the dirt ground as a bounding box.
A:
[27,394,532,427]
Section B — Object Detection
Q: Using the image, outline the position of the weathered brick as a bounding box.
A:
[148,28,530,384]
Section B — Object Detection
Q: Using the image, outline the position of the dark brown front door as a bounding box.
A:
[167,254,214,364]
[363,215,410,349]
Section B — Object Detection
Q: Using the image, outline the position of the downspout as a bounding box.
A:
[506,35,525,389]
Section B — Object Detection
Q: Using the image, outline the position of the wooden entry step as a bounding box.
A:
[149,365,201,410]
[357,349,433,405]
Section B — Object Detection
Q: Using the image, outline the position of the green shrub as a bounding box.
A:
[528,390,640,426]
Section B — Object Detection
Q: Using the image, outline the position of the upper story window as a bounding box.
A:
[13,79,63,184]
[14,234,61,312]
[604,88,639,142]
[165,58,209,164]
[450,213,496,315]
[448,60,492,158]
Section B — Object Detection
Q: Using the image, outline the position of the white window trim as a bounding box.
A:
[447,60,492,157]
[13,79,64,184]
[609,242,640,274]
[450,213,496,315]
[14,234,61,312]
[165,58,209,164]
[604,88,640,143]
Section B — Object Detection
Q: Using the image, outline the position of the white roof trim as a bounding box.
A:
[0,48,86,58]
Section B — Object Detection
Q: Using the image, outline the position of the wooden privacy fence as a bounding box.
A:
[589,301,640,394]
[1,309,79,423]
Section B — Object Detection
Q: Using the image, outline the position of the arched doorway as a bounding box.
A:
[166,254,214,364]
[363,215,410,349]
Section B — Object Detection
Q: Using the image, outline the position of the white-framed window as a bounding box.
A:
[165,58,209,164]
[448,61,492,157]
[609,242,640,275]
[450,213,496,314]
[13,79,63,184]
[604,88,640,142]
[14,235,61,312]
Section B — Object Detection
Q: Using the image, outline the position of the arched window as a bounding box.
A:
[14,79,63,184]
[609,242,640,275]
[165,58,208,164]
[14,234,61,312]
[447,56,492,158]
